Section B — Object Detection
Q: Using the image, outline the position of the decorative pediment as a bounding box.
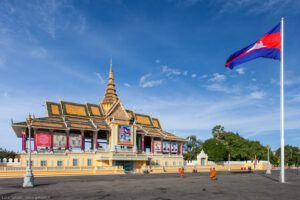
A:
[197,150,208,159]
[46,101,62,117]
[106,100,130,122]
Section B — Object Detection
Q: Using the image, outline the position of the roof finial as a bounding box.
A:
[83,97,87,104]
[58,96,62,101]
[110,57,112,72]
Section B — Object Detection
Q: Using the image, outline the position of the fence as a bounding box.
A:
[185,160,198,165]
[0,166,123,172]
[207,160,268,165]
[0,158,21,166]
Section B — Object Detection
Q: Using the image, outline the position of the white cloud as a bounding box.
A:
[288,94,300,103]
[218,0,299,16]
[10,7,15,14]
[162,65,181,76]
[77,15,86,34]
[174,0,200,7]
[285,78,300,86]
[204,84,238,94]
[236,67,245,75]
[124,83,131,87]
[247,85,258,91]
[140,73,151,83]
[36,1,58,38]
[271,78,278,84]
[155,59,160,63]
[139,73,162,88]
[191,74,197,78]
[209,73,226,82]
[30,48,47,58]
[140,80,163,88]
[250,91,265,99]
[269,78,299,86]
[95,72,105,84]
[123,92,300,141]
[0,56,6,68]
[252,78,256,82]
[201,74,207,78]
[183,71,188,76]
[0,0,88,40]
[2,92,8,97]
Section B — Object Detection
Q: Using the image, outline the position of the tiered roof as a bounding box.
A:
[126,110,185,141]
[12,101,185,141]
[11,62,186,142]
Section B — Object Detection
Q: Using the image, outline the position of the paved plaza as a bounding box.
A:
[0,169,299,200]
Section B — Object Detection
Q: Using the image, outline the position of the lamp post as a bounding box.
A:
[266,144,271,174]
[23,113,34,187]
[228,153,231,172]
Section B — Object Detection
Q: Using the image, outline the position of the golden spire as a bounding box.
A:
[102,59,118,111]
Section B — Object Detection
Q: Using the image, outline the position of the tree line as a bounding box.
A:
[0,148,17,160]
[184,125,300,166]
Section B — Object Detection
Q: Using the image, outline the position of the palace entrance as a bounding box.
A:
[115,161,134,173]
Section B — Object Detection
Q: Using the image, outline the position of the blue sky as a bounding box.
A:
[0,0,300,152]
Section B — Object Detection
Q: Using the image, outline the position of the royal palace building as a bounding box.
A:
[11,62,187,173]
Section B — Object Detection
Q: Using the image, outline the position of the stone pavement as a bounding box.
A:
[0,169,299,200]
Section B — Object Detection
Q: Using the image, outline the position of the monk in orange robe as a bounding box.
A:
[210,168,217,180]
[180,167,184,178]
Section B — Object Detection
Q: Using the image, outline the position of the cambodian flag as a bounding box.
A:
[225,23,281,69]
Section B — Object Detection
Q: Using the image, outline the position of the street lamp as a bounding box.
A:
[266,144,271,174]
[228,153,231,172]
[23,113,34,187]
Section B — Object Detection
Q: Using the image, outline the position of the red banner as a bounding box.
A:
[37,133,51,147]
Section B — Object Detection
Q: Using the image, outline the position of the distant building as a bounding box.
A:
[11,61,187,173]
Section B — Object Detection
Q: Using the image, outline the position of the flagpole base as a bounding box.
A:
[23,168,34,187]
[266,164,271,174]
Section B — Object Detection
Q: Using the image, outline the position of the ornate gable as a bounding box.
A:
[135,113,153,126]
[61,101,88,117]
[106,100,130,122]
[86,103,104,117]
[152,118,162,129]
[46,101,62,117]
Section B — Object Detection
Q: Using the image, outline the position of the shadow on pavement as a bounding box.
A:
[0,192,19,198]
[253,172,279,182]
[231,171,252,174]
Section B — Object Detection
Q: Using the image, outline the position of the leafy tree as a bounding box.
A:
[183,135,202,161]
[212,125,225,140]
[185,125,295,164]
[0,148,17,159]
[203,139,227,161]
[270,151,278,165]
[275,145,300,166]
[212,126,275,162]
[222,131,268,161]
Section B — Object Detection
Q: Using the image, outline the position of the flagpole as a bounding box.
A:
[280,17,285,183]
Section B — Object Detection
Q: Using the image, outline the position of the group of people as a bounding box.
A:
[179,168,217,180]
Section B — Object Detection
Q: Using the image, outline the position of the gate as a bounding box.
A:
[115,161,134,173]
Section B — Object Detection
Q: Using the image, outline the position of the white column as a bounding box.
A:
[112,125,115,151]
[93,131,98,151]
[133,127,137,152]
[280,17,285,183]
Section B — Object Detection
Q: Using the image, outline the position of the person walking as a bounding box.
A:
[210,168,217,180]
